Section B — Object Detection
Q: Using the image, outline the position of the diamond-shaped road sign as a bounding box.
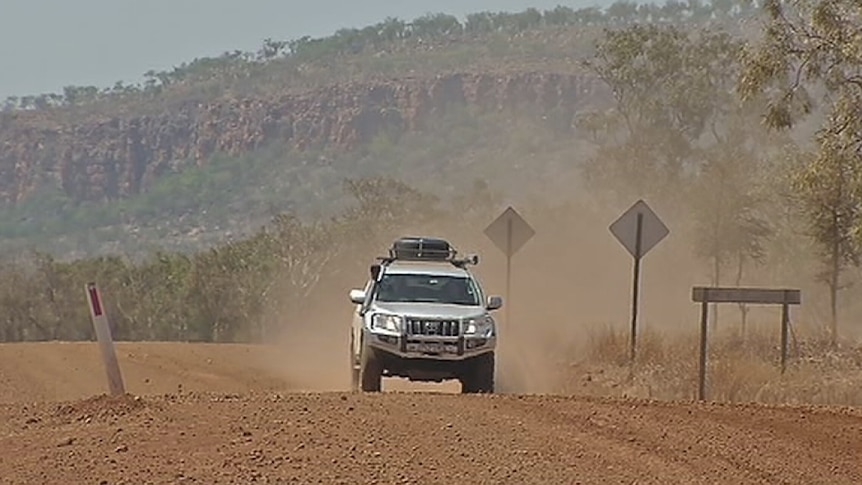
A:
[484,206,535,257]
[609,199,669,259]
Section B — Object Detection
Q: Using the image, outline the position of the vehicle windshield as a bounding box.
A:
[374,273,481,305]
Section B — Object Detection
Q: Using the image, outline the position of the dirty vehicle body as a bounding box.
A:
[349,237,503,393]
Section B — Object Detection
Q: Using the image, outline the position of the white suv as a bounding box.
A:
[348,237,503,393]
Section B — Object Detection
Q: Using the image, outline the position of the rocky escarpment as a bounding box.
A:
[0,71,606,205]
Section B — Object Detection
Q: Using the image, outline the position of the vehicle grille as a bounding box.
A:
[405,318,460,337]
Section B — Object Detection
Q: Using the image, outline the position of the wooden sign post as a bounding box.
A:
[692,286,801,401]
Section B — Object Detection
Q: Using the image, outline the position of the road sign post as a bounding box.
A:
[505,216,512,327]
[85,282,126,396]
[484,206,535,329]
[691,286,801,401]
[609,200,669,363]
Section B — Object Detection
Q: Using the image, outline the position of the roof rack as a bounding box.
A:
[376,236,479,268]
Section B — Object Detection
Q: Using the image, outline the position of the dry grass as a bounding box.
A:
[559,322,862,407]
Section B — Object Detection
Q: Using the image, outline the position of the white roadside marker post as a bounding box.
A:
[85,282,126,396]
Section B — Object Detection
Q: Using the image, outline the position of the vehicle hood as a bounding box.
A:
[370,302,487,320]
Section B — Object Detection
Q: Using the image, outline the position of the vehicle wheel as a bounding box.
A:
[460,352,494,394]
[350,334,360,392]
[351,366,360,392]
[359,346,383,392]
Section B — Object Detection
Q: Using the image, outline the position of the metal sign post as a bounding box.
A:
[691,286,801,401]
[85,282,126,396]
[609,199,669,363]
[484,206,535,329]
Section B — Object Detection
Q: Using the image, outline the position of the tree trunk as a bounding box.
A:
[829,237,840,349]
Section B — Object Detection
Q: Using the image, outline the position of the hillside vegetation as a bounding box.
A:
[0,106,587,258]
[2,1,756,116]
[0,1,761,231]
[2,0,862,406]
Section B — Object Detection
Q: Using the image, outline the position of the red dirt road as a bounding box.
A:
[0,342,860,484]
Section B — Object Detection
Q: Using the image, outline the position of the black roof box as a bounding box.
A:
[390,236,453,261]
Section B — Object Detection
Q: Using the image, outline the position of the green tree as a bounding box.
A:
[739,0,862,346]
[580,23,776,303]
[691,121,774,331]
[254,214,339,339]
[787,142,862,346]
[342,176,442,232]
[579,24,742,204]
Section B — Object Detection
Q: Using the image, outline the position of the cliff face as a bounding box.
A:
[0,71,606,205]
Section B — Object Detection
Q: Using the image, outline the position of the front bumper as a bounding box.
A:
[368,332,495,360]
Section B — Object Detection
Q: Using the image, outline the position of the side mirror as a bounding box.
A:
[486,295,503,311]
[349,289,366,305]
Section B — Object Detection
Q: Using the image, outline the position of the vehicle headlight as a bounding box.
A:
[371,313,403,332]
[464,315,495,337]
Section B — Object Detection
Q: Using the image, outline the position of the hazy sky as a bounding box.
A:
[0,0,622,100]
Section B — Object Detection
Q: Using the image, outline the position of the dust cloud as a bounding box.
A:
[257,192,718,395]
[257,267,356,392]
[460,199,712,394]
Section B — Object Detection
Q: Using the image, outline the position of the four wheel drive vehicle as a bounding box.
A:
[348,237,503,394]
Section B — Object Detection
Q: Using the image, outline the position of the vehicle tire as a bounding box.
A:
[359,346,383,392]
[460,352,494,394]
[351,366,360,392]
[350,334,360,392]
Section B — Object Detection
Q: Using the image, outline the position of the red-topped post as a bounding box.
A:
[85,282,125,396]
